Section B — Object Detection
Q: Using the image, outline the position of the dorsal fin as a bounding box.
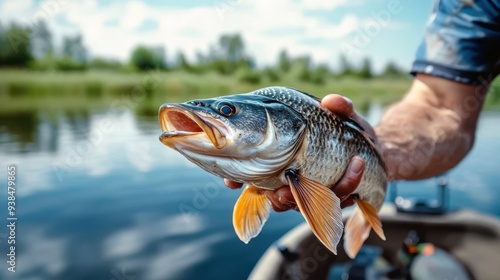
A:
[343,117,387,173]
[284,87,321,102]
[343,117,366,132]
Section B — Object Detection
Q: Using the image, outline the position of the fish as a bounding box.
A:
[158,86,387,258]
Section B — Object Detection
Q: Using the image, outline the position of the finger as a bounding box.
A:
[266,190,288,212]
[224,179,243,189]
[322,94,376,138]
[332,156,365,198]
[321,94,354,117]
[265,186,296,212]
[275,186,295,208]
[274,187,296,211]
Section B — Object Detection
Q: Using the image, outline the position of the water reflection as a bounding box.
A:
[0,111,41,153]
[0,110,94,155]
[0,108,499,280]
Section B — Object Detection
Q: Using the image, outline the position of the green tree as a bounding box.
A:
[310,64,331,84]
[0,23,32,67]
[30,20,53,59]
[0,23,7,60]
[218,34,245,63]
[53,34,89,71]
[339,54,354,77]
[237,68,261,84]
[278,49,291,73]
[357,57,373,79]
[55,56,87,71]
[62,34,87,62]
[293,56,311,82]
[175,51,192,72]
[381,61,404,77]
[130,45,166,71]
[151,46,167,69]
[206,33,252,74]
[262,67,280,82]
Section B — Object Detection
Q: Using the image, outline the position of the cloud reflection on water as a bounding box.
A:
[104,213,206,259]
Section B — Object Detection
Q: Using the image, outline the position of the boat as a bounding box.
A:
[249,176,500,280]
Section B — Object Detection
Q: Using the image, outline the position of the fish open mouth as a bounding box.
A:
[159,104,227,149]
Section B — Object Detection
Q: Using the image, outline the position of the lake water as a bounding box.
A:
[0,107,499,280]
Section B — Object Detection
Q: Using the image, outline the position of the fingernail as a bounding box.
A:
[351,158,364,175]
[343,96,353,106]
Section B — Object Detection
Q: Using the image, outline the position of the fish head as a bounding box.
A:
[159,94,307,181]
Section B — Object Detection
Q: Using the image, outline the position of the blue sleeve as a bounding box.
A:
[411,0,500,85]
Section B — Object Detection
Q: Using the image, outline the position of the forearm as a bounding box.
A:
[375,74,487,180]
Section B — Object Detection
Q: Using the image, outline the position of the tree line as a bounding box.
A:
[0,21,406,84]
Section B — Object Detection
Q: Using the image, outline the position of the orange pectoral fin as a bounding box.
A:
[232,185,272,244]
[285,170,343,254]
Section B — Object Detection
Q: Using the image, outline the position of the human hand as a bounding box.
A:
[224,94,376,211]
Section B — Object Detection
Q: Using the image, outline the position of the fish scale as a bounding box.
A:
[251,87,386,210]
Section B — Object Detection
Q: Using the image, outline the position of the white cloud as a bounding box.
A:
[121,0,148,30]
[2,152,54,197]
[0,228,68,278]
[0,0,34,15]
[103,213,205,259]
[26,0,361,66]
[300,0,349,10]
[145,233,226,280]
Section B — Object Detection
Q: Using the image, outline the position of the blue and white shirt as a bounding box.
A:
[411,0,500,85]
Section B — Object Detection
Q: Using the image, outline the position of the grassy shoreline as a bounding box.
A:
[1,70,499,113]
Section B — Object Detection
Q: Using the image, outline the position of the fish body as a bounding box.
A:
[159,86,387,258]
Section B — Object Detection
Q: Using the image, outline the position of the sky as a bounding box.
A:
[0,0,434,72]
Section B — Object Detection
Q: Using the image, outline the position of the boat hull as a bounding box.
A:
[249,204,500,280]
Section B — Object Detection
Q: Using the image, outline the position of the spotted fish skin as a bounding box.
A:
[249,86,386,211]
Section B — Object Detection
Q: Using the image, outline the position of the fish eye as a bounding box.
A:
[218,103,236,117]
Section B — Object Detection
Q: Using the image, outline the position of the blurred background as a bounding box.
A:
[0,1,499,279]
